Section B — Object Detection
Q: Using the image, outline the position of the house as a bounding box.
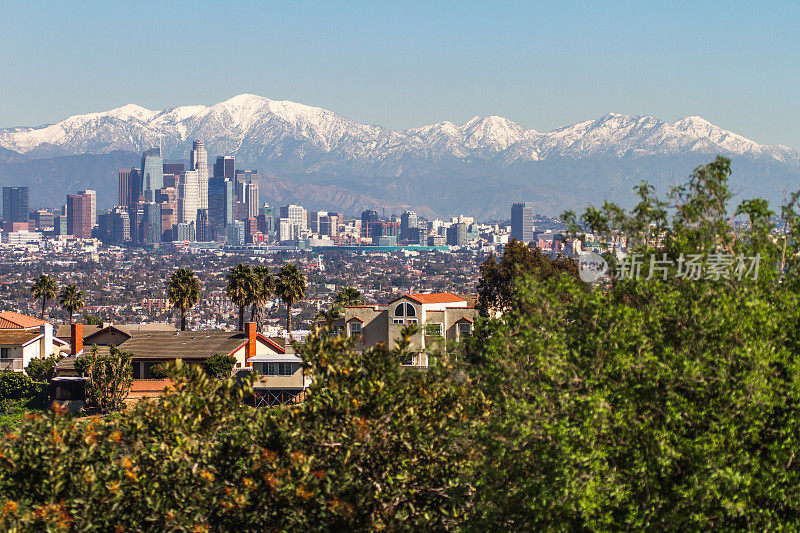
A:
[0,311,65,373]
[52,322,304,404]
[331,292,478,367]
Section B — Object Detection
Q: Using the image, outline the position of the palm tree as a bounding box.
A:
[59,285,84,324]
[226,264,255,331]
[276,264,307,337]
[251,266,275,332]
[334,287,366,308]
[30,274,57,319]
[167,268,201,331]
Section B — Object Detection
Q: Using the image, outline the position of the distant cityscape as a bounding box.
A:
[0,140,583,258]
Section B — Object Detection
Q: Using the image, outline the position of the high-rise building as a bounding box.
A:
[361,209,379,238]
[213,156,235,179]
[118,169,136,207]
[227,220,245,245]
[208,177,235,230]
[190,141,208,210]
[400,211,419,242]
[246,182,259,219]
[174,222,195,242]
[78,189,96,227]
[258,205,276,236]
[446,222,468,247]
[141,148,163,202]
[280,204,308,232]
[278,218,300,242]
[162,163,185,175]
[178,170,200,224]
[129,169,143,206]
[31,209,54,231]
[67,192,93,239]
[141,203,162,245]
[195,209,209,242]
[3,187,29,225]
[511,202,535,243]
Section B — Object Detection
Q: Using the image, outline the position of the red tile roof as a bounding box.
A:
[0,312,47,330]
[390,293,467,305]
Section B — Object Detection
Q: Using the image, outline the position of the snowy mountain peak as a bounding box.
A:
[0,95,795,169]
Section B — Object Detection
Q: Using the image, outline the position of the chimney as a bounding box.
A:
[39,323,53,359]
[245,322,256,367]
[70,323,83,356]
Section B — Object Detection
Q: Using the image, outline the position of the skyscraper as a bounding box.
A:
[178,170,200,224]
[78,189,96,227]
[190,141,208,210]
[279,204,308,232]
[213,156,235,179]
[511,202,535,243]
[3,186,29,226]
[141,203,162,245]
[67,192,92,239]
[246,182,259,219]
[118,169,135,207]
[361,209,379,238]
[141,148,163,202]
[400,211,419,242]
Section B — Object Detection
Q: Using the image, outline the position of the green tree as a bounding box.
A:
[476,239,583,316]
[203,353,237,379]
[333,287,365,308]
[226,264,255,331]
[167,267,201,331]
[275,263,307,335]
[83,345,133,413]
[58,285,84,324]
[30,274,57,320]
[25,355,62,382]
[251,266,275,332]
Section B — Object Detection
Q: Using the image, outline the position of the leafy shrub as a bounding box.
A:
[0,372,34,400]
[203,353,236,378]
[25,355,62,382]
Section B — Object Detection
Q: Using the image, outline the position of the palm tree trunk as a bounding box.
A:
[41,297,46,320]
[286,302,292,338]
[238,305,244,331]
[181,309,187,331]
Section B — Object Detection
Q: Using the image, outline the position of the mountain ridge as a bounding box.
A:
[0,94,798,219]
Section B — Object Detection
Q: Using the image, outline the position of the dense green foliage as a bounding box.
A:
[167,267,201,331]
[3,157,800,529]
[226,264,255,331]
[83,345,133,414]
[0,373,38,400]
[276,263,307,334]
[30,274,57,320]
[24,355,62,382]
[203,353,237,379]
[58,285,84,324]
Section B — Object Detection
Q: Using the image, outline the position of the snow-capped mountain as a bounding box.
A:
[0,94,798,218]
[2,94,796,168]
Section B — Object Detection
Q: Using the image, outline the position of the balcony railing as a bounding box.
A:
[0,358,23,372]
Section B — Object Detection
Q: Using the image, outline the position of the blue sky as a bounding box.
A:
[2,1,798,147]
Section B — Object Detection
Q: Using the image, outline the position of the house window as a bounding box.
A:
[0,347,9,358]
[458,322,472,338]
[349,321,362,337]
[393,319,405,325]
[265,362,295,376]
[425,323,442,337]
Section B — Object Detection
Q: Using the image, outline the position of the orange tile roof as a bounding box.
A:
[391,293,467,305]
[0,312,47,330]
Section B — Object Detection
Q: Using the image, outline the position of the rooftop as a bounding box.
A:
[0,311,47,330]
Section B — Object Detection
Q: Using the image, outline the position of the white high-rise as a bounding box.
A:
[178,170,200,224]
[190,140,208,210]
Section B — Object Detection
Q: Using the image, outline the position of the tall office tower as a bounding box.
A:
[258,205,276,236]
[2,187,29,224]
[118,169,136,207]
[140,148,163,202]
[511,202,535,243]
[279,204,308,232]
[213,156,235,179]
[319,213,340,241]
[208,177,235,229]
[308,211,326,233]
[195,209,208,242]
[190,141,208,210]
[278,218,300,242]
[246,182,259,219]
[400,211,419,242]
[129,169,143,207]
[141,203,162,245]
[105,207,131,244]
[174,222,195,242]
[78,189,96,227]
[178,170,200,224]
[360,209,379,238]
[227,220,245,245]
[162,163,185,175]
[31,209,54,231]
[66,192,93,239]
[446,222,469,247]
